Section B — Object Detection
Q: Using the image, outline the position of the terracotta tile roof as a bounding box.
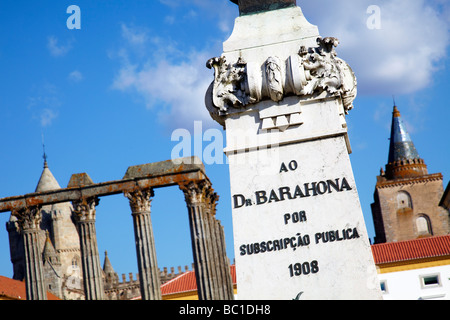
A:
[161,265,236,296]
[0,276,60,300]
[371,235,450,264]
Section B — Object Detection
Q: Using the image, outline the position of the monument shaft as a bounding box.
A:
[206,4,382,299]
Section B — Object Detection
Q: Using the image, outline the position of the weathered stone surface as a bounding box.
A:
[123,156,205,180]
[2,157,232,300]
[0,157,207,213]
[68,173,95,188]
[35,164,61,192]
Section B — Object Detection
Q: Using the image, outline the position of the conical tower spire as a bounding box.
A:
[103,251,118,289]
[103,251,115,275]
[43,231,58,262]
[388,105,420,163]
[35,150,61,193]
[385,105,428,179]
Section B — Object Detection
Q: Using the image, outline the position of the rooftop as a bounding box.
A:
[161,265,236,297]
[372,235,450,264]
[0,276,60,300]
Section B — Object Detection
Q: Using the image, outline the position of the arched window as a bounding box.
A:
[71,256,80,272]
[397,191,412,209]
[416,215,432,237]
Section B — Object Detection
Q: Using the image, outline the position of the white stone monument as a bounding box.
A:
[205,1,382,300]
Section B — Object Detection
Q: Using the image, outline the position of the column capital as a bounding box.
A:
[72,197,100,222]
[207,191,219,213]
[124,188,154,213]
[12,206,42,231]
[180,181,216,206]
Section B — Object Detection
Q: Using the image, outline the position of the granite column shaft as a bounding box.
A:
[14,206,47,300]
[181,181,233,300]
[125,188,162,300]
[72,197,105,300]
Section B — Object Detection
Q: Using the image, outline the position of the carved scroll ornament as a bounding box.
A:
[206,37,357,122]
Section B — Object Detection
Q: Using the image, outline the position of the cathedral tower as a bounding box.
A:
[371,105,450,243]
[6,158,84,299]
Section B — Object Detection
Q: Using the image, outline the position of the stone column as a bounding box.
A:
[180,181,212,300]
[13,206,47,300]
[180,181,233,300]
[124,188,162,300]
[214,219,235,300]
[72,197,105,300]
[206,192,234,300]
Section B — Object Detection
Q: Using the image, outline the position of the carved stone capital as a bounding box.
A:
[180,181,214,206]
[12,206,42,231]
[72,197,99,223]
[124,188,154,213]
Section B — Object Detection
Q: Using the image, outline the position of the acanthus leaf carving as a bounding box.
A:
[124,188,154,213]
[72,197,100,222]
[179,181,213,206]
[12,206,42,231]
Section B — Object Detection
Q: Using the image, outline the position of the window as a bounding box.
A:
[420,274,441,289]
[380,280,388,294]
[416,215,433,236]
[397,191,412,209]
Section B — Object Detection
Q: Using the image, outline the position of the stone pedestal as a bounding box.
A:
[206,5,382,300]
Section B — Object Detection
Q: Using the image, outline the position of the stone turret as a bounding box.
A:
[35,159,61,192]
[371,104,449,244]
[6,158,84,300]
[103,251,118,290]
[384,105,428,180]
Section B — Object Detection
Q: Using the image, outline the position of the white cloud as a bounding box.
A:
[111,2,237,131]
[39,108,58,127]
[120,23,149,46]
[47,36,72,57]
[112,42,215,130]
[27,83,62,127]
[68,70,83,82]
[112,1,449,132]
[300,0,450,95]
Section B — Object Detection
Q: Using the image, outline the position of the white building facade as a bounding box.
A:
[373,235,450,300]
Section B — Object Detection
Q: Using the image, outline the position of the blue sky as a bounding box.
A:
[0,0,449,279]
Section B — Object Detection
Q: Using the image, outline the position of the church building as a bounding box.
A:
[369,104,450,300]
[371,105,450,244]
